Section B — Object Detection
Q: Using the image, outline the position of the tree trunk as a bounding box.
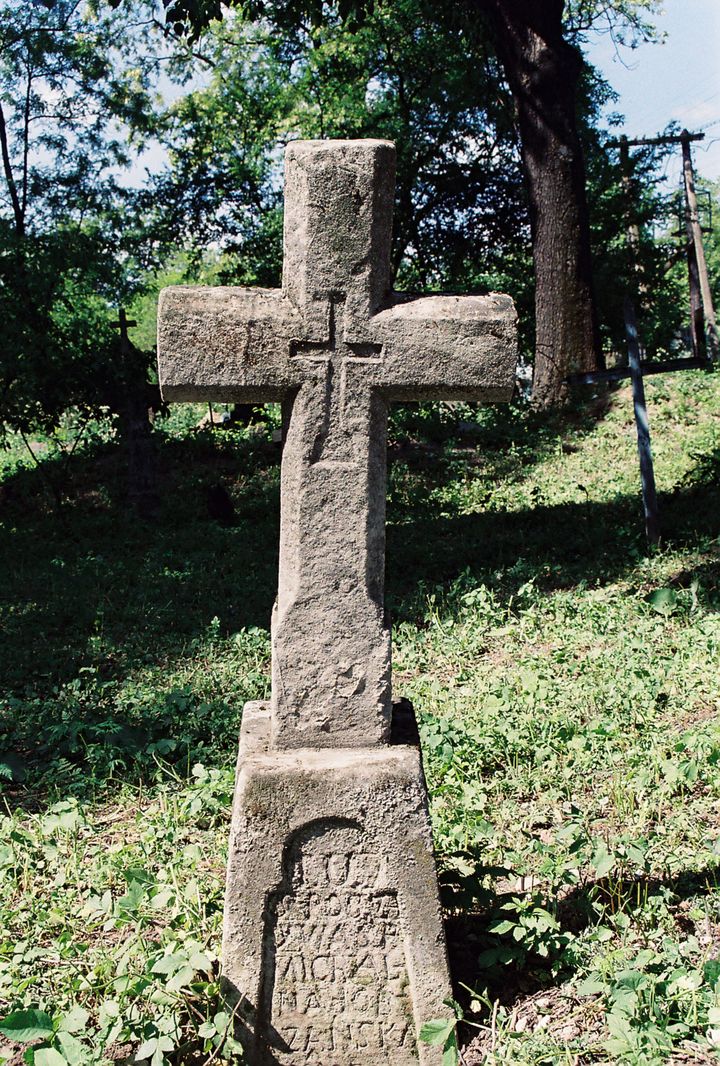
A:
[484,0,602,405]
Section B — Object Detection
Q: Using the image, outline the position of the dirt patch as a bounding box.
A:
[461,986,605,1064]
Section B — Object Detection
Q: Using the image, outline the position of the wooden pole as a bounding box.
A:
[610,131,708,360]
[682,192,706,360]
[681,130,719,360]
[618,136,647,366]
[608,133,704,149]
[619,136,645,291]
[624,297,660,548]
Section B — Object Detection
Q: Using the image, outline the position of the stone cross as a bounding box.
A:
[158,139,516,1066]
[159,139,515,753]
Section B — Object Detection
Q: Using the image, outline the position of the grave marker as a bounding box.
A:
[158,139,517,1065]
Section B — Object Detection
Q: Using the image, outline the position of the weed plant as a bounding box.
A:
[0,373,719,1064]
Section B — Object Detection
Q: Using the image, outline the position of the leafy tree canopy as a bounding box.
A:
[147,0,529,290]
[146,0,664,47]
[0,0,161,437]
[142,0,682,363]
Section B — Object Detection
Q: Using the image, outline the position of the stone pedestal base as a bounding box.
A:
[221,701,452,1066]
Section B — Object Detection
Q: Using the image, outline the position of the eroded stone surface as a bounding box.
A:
[158,139,517,751]
[262,823,415,1064]
[157,139,518,1065]
[222,703,449,1066]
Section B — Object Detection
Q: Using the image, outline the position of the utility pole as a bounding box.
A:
[617,135,647,365]
[609,130,714,362]
[618,136,646,294]
[681,129,719,360]
[684,192,707,361]
[624,298,660,548]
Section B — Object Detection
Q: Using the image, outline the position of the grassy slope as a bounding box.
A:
[0,371,719,1065]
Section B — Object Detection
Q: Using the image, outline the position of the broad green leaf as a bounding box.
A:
[167,965,197,991]
[151,953,187,976]
[98,1001,120,1026]
[135,1038,158,1060]
[150,889,175,910]
[624,841,647,865]
[58,1007,89,1035]
[55,1032,86,1065]
[576,975,605,996]
[34,1050,68,1066]
[419,1019,455,1046]
[592,843,614,878]
[148,1037,174,1066]
[188,950,213,973]
[614,969,647,990]
[123,867,155,886]
[442,1037,459,1066]
[0,1010,55,1042]
[488,920,515,935]
[115,882,146,916]
[606,1011,633,1040]
[648,588,677,615]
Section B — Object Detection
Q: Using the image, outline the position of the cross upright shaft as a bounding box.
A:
[158,140,517,751]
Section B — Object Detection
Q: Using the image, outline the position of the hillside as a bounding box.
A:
[1,370,719,1064]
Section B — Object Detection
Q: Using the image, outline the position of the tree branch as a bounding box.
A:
[21,60,32,217]
[0,99,24,235]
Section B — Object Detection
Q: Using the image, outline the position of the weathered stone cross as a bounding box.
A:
[159,139,515,1066]
[159,139,515,753]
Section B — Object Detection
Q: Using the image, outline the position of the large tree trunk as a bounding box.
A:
[485,0,602,405]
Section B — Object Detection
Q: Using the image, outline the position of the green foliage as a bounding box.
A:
[133,0,698,369]
[0,705,241,1062]
[583,130,720,363]
[144,0,664,46]
[419,1004,462,1066]
[147,0,532,314]
[480,896,574,975]
[0,1009,54,1042]
[0,0,161,438]
[4,0,703,434]
[564,0,663,43]
[1,371,720,1061]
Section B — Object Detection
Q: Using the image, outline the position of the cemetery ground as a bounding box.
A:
[0,370,719,1066]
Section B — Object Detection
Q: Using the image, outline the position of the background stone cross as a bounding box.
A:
[158,139,516,751]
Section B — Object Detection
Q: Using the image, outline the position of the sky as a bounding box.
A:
[586,0,720,185]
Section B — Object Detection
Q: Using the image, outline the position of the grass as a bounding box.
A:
[0,370,719,1064]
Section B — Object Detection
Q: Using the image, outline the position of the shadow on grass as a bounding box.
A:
[387,448,720,621]
[0,414,718,807]
[446,862,720,1041]
[0,428,281,806]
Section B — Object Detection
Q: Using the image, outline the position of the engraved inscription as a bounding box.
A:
[259,821,417,1065]
[290,301,383,467]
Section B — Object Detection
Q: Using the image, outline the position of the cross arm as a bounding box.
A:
[157,286,302,402]
[370,293,517,401]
